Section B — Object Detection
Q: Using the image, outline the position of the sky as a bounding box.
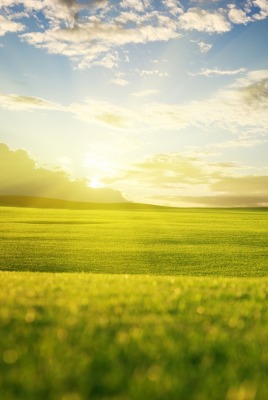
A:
[0,0,268,207]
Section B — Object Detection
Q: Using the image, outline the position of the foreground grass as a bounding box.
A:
[1,272,268,400]
[0,206,268,276]
[1,206,268,399]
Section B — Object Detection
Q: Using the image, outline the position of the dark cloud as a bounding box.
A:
[0,143,126,203]
[170,174,268,207]
[241,78,268,106]
[56,0,109,18]
[44,1,107,24]
[58,0,76,7]
[211,175,268,195]
[189,0,222,4]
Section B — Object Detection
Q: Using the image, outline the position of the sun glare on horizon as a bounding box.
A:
[88,176,104,189]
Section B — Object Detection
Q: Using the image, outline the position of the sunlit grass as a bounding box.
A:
[0,206,267,276]
[0,205,268,399]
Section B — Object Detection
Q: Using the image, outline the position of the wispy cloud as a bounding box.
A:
[0,92,64,111]
[1,68,267,136]
[195,40,212,53]
[79,69,268,134]
[210,139,267,149]
[131,89,159,97]
[70,97,132,129]
[133,69,169,78]
[189,67,247,77]
[110,78,130,86]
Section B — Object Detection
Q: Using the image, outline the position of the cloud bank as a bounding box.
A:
[0,143,126,203]
[107,152,268,207]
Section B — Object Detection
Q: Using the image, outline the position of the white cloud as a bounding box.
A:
[0,15,25,36]
[179,7,231,33]
[120,0,148,12]
[116,11,142,24]
[110,78,130,86]
[162,0,184,15]
[228,7,251,24]
[1,0,268,71]
[191,40,212,53]
[21,17,180,69]
[0,0,41,8]
[190,67,246,77]
[1,0,182,68]
[92,52,120,69]
[197,41,212,53]
[234,69,268,86]
[252,0,268,19]
[133,69,169,77]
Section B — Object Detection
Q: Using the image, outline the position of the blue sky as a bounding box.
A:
[0,0,268,206]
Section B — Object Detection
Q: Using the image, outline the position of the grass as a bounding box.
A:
[0,206,268,276]
[0,205,268,399]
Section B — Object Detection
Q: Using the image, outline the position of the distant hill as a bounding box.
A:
[0,195,172,211]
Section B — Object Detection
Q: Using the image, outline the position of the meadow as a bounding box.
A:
[0,205,268,399]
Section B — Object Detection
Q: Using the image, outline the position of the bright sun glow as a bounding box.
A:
[84,153,119,189]
[88,176,104,189]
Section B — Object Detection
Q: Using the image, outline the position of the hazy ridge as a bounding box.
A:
[0,195,170,211]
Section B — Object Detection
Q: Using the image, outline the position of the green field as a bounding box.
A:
[1,205,268,399]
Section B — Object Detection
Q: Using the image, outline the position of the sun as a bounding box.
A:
[84,152,118,189]
[88,176,104,189]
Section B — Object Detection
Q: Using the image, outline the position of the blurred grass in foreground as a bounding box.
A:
[1,272,268,400]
